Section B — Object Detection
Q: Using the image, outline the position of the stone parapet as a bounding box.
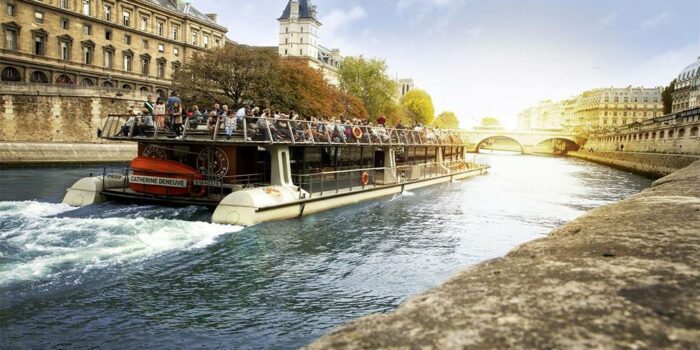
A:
[569,151,700,178]
[0,142,136,165]
[305,161,700,349]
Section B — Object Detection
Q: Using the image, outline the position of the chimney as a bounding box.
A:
[206,13,218,23]
[290,0,299,19]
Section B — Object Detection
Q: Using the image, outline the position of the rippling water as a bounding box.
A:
[0,154,652,349]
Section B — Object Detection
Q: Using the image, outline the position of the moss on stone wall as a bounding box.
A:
[13,96,54,141]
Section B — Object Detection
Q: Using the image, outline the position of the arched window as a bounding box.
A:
[55,74,73,84]
[659,130,665,139]
[102,81,114,87]
[155,89,165,98]
[30,70,49,83]
[80,78,94,86]
[122,84,132,89]
[691,127,698,137]
[140,86,149,92]
[678,128,685,138]
[651,132,656,139]
[668,130,675,138]
[1,66,22,81]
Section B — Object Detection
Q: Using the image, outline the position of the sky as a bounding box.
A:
[192,0,700,128]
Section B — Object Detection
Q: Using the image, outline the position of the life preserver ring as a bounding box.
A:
[361,172,369,186]
[352,126,363,139]
[189,180,207,198]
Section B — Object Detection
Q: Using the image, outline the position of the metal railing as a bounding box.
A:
[102,114,472,147]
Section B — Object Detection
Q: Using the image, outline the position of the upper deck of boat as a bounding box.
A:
[102,114,470,147]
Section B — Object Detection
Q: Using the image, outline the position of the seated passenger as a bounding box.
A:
[224,110,236,140]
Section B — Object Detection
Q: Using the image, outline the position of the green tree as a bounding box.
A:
[338,56,398,121]
[480,117,501,127]
[400,89,435,125]
[661,79,675,115]
[433,111,460,129]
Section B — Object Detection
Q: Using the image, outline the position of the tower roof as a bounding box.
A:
[278,0,316,21]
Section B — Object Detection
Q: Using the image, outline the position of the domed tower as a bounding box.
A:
[278,0,321,60]
[671,57,700,113]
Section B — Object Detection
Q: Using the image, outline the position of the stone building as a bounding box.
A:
[518,87,664,134]
[397,78,414,98]
[277,0,340,86]
[1,0,227,97]
[671,56,700,113]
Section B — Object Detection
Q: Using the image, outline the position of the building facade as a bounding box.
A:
[1,0,227,97]
[518,87,664,134]
[397,78,414,98]
[277,0,340,85]
[671,56,700,113]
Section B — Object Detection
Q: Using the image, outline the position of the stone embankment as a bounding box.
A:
[306,161,700,349]
[570,150,700,178]
[0,142,136,165]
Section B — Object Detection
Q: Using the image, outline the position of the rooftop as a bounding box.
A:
[677,56,700,81]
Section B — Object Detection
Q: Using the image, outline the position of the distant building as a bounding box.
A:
[0,0,227,97]
[277,0,340,86]
[397,78,414,98]
[517,87,664,134]
[671,56,700,113]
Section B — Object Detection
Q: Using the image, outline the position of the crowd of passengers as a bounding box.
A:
[117,91,461,144]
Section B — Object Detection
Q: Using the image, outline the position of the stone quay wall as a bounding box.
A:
[0,142,137,165]
[0,83,147,143]
[305,160,700,349]
[569,151,700,178]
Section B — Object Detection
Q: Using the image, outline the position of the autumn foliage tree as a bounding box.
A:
[338,56,398,121]
[400,89,435,125]
[172,45,367,119]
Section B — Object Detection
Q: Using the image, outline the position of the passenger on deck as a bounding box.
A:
[255,110,274,141]
[154,98,166,129]
[119,109,137,136]
[207,111,218,135]
[224,110,236,140]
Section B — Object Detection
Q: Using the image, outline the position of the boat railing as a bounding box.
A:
[101,114,471,147]
[292,159,480,198]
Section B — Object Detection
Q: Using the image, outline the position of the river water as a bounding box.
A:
[0,153,652,349]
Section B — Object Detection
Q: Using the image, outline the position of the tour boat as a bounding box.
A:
[63,115,489,226]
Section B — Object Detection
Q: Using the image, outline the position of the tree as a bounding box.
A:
[662,79,675,115]
[400,89,435,125]
[481,117,501,127]
[338,56,398,121]
[433,111,459,129]
[172,45,278,109]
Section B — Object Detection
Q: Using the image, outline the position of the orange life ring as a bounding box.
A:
[352,126,363,139]
[361,172,369,186]
[189,181,207,198]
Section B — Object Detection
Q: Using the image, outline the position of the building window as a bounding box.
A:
[157,60,165,78]
[83,24,91,35]
[105,29,112,40]
[140,55,150,75]
[1,67,21,82]
[156,21,164,36]
[4,28,18,51]
[82,0,90,16]
[171,62,181,77]
[158,44,164,53]
[30,71,49,83]
[104,5,112,21]
[123,10,131,26]
[140,15,148,31]
[104,49,114,68]
[173,47,179,56]
[124,34,131,45]
[191,32,197,45]
[203,35,209,48]
[214,37,220,47]
[60,18,69,30]
[172,25,179,40]
[83,40,95,64]
[142,39,148,49]
[123,53,133,71]
[6,4,16,16]
[59,40,71,60]
[59,0,69,9]
[33,33,46,56]
[35,11,44,24]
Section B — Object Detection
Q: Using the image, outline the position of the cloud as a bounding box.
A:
[598,11,617,27]
[321,5,367,37]
[640,12,671,30]
[466,26,484,38]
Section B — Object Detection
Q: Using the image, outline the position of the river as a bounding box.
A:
[0,153,652,349]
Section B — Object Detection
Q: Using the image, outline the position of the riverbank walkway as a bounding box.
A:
[306,161,700,349]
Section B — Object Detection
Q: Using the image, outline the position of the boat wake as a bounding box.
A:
[0,201,242,287]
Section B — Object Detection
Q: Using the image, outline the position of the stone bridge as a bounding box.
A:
[463,130,580,154]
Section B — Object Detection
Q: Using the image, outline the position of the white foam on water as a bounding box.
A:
[0,202,243,285]
[0,201,77,218]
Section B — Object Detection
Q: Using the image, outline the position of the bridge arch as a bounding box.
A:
[535,137,580,154]
[474,135,525,154]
